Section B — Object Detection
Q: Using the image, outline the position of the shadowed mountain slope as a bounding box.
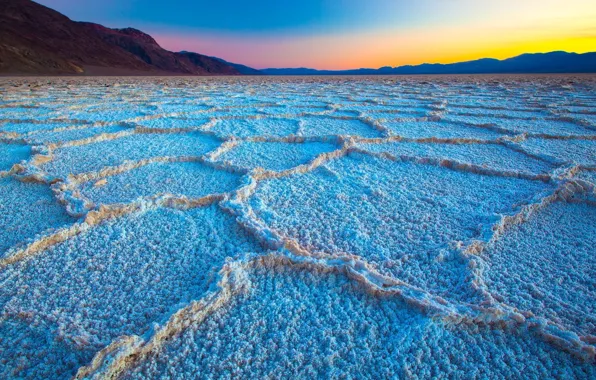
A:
[0,0,250,75]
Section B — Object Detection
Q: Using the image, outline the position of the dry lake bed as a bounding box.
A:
[0,75,595,378]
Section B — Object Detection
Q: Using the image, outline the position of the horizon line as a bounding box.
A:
[250,50,590,71]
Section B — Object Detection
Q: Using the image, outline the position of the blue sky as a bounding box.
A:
[36,0,596,69]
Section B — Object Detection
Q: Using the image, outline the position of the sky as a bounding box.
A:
[37,0,596,70]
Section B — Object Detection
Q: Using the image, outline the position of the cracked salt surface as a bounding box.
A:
[518,138,596,167]
[297,115,383,137]
[0,177,75,256]
[1,121,79,134]
[77,160,243,206]
[0,142,29,171]
[211,118,299,138]
[0,75,595,379]
[484,200,596,337]
[0,205,263,378]
[575,169,596,184]
[251,152,550,301]
[26,124,128,145]
[359,141,554,175]
[383,119,504,140]
[40,132,220,179]
[215,141,339,172]
[121,264,595,379]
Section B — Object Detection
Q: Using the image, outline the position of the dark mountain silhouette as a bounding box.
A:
[0,0,250,75]
[178,52,262,75]
[210,57,263,75]
[261,52,596,75]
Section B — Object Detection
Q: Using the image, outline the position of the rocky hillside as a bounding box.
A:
[0,0,245,75]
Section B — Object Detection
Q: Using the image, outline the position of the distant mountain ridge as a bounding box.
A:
[0,0,253,75]
[262,52,596,75]
[179,52,263,75]
[210,57,263,75]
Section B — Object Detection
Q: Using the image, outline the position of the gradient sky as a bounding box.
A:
[37,0,596,70]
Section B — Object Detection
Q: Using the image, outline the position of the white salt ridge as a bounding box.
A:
[53,106,155,123]
[359,141,554,175]
[120,263,595,379]
[0,142,30,172]
[346,104,433,116]
[210,118,300,138]
[40,132,221,179]
[575,169,596,184]
[153,103,212,114]
[0,205,264,379]
[0,177,75,256]
[255,104,298,115]
[518,138,596,167]
[362,107,435,120]
[77,160,243,206]
[203,108,263,118]
[25,124,129,145]
[136,117,212,130]
[484,200,596,337]
[443,115,596,137]
[250,152,550,301]
[1,121,79,134]
[383,119,504,140]
[297,115,382,137]
[215,141,339,172]
[448,106,549,119]
[329,109,361,117]
[0,107,59,121]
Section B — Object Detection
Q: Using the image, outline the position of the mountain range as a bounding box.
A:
[1,0,595,76]
[261,52,596,75]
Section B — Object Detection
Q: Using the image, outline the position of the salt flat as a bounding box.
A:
[0,75,595,379]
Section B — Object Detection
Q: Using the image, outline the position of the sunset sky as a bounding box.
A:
[37,0,596,70]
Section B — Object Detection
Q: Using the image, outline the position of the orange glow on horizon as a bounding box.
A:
[152,2,596,70]
[336,36,596,70]
[154,31,596,70]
